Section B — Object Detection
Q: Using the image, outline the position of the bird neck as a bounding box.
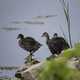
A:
[20,36,24,39]
[46,35,50,44]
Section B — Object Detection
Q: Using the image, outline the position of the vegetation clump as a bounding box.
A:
[38,43,80,80]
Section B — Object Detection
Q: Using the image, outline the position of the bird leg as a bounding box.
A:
[29,52,33,63]
[24,52,33,64]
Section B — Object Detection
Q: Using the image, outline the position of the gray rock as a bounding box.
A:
[15,61,45,80]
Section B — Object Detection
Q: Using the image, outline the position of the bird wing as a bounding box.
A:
[22,37,36,46]
[51,37,70,49]
[58,37,70,49]
[47,37,69,54]
[18,37,37,52]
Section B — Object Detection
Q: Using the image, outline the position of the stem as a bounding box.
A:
[60,0,72,48]
[67,13,72,48]
[66,1,72,48]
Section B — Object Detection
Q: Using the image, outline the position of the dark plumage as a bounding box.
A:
[17,34,42,62]
[42,32,70,55]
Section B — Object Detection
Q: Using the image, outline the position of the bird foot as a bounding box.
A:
[46,54,57,60]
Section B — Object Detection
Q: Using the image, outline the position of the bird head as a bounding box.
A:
[17,34,24,39]
[53,33,58,38]
[41,32,49,37]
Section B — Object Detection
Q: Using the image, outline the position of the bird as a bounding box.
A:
[41,32,70,56]
[17,34,42,62]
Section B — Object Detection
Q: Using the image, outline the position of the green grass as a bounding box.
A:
[38,43,80,80]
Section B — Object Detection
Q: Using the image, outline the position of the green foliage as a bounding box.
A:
[61,43,80,59]
[38,43,80,80]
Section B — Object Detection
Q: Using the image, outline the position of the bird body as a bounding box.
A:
[42,32,70,55]
[48,37,70,55]
[17,34,42,54]
[17,34,42,63]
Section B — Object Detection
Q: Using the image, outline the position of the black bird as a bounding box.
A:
[17,34,42,62]
[41,32,70,56]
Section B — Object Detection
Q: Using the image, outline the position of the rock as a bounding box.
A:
[15,57,80,80]
[15,61,45,80]
[67,57,80,70]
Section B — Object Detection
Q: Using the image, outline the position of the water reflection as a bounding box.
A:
[33,15,57,19]
[0,27,21,31]
[0,70,16,77]
[11,21,45,25]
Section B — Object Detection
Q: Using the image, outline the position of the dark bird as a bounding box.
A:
[41,32,70,56]
[17,34,42,62]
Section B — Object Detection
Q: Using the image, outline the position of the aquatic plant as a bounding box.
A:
[60,0,72,48]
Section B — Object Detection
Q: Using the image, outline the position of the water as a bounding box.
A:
[0,70,16,78]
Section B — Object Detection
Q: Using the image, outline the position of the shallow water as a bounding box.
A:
[0,70,16,78]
